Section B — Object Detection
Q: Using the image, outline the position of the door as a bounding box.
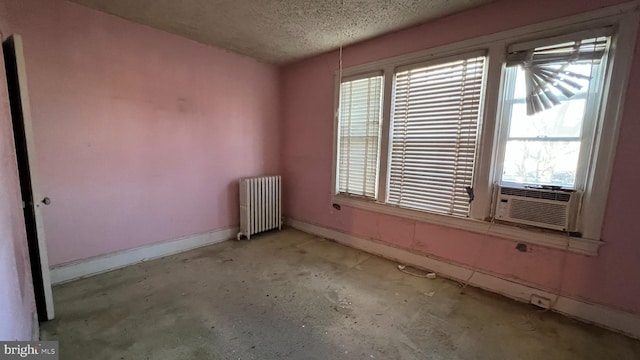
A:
[3,34,54,320]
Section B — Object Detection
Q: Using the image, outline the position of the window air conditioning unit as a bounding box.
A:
[494,185,581,232]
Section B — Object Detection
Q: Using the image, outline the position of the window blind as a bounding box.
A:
[337,75,384,198]
[387,54,486,217]
[506,34,610,115]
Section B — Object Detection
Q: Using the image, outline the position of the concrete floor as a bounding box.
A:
[41,229,640,360]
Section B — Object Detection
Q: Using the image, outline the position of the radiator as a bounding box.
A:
[237,175,282,240]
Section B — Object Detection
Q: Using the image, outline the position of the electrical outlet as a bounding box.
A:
[530,294,551,309]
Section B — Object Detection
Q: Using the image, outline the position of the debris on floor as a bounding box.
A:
[41,229,640,360]
[397,264,437,279]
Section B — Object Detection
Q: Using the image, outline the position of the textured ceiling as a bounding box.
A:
[70,0,495,64]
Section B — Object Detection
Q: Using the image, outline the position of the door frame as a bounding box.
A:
[3,34,54,320]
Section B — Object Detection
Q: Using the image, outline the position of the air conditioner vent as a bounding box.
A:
[494,186,581,231]
[499,187,571,202]
[509,199,567,227]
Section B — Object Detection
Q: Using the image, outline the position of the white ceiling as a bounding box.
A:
[70,0,495,64]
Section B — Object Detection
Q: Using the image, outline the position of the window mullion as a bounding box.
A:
[377,65,394,203]
[469,42,505,220]
[491,60,517,189]
[363,80,372,196]
[345,83,353,194]
[574,50,608,192]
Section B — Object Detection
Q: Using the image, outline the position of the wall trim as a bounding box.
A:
[332,195,604,256]
[286,218,640,340]
[31,311,39,341]
[50,226,238,285]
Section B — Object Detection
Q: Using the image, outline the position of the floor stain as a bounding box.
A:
[41,229,640,360]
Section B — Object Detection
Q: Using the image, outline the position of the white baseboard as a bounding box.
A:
[31,311,39,341]
[50,226,238,285]
[286,218,640,340]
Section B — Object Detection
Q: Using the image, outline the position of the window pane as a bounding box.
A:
[337,75,383,198]
[338,137,379,195]
[502,140,580,188]
[509,64,591,138]
[500,34,610,189]
[508,99,586,138]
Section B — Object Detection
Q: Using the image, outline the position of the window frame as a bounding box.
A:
[335,72,385,199]
[386,50,488,217]
[494,39,610,191]
[330,3,639,256]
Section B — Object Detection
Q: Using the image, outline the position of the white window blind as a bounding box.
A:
[506,31,611,115]
[337,75,384,198]
[388,53,486,217]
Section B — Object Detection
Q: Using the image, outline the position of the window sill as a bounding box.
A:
[331,195,603,256]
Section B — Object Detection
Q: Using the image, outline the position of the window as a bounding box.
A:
[331,7,637,254]
[336,74,384,198]
[497,33,611,190]
[388,53,486,217]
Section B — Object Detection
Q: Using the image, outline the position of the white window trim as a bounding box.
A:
[330,2,639,256]
[335,72,384,198]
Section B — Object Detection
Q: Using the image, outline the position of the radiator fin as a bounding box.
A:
[238,175,282,240]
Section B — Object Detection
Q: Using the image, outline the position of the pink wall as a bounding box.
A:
[0,36,35,339]
[281,0,640,315]
[0,0,281,265]
[1,0,637,339]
